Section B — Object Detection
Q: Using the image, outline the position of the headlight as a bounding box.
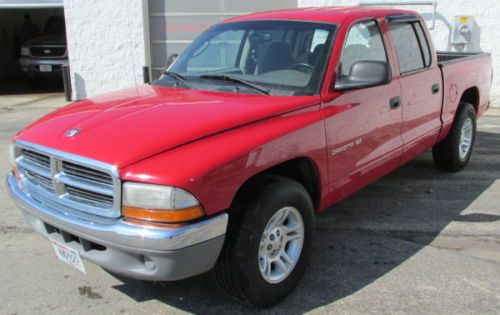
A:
[20,47,30,57]
[122,182,204,223]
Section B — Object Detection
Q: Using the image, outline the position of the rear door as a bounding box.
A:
[387,16,443,164]
[322,19,403,204]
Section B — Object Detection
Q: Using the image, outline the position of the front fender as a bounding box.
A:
[120,104,328,215]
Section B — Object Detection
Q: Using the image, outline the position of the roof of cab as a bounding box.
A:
[224,6,416,24]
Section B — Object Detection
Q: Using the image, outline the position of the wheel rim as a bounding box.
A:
[258,206,304,284]
[459,117,473,160]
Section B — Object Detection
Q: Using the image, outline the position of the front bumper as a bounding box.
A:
[6,173,227,281]
[19,56,69,77]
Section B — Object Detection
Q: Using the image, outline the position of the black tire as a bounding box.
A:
[432,102,477,172]
[215,175,315,307]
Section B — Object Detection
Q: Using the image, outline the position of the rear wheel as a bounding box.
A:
[215,175,314,307]
[433,102,477,172]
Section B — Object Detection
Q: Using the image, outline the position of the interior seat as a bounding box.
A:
[258,42,295,74]
[308,43,326,65]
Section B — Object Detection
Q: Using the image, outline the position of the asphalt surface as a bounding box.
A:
[1,93,499,314]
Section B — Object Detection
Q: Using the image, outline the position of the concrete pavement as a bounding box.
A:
[0,93,499,314]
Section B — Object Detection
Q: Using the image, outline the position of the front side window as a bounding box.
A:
[340,20,387,77]
[155,20,337,96]
[389,21,430,74]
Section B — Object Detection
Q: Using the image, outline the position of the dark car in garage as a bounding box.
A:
[19,15,67,78]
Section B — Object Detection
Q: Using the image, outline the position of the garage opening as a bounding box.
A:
[0,0,66,95]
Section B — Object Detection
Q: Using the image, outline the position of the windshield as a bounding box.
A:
[154,20,337,96]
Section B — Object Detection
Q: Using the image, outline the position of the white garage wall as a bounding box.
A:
[63,0,146,99]
[300,0,500,106]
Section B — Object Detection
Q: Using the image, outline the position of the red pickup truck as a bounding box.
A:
[7,7,492,307]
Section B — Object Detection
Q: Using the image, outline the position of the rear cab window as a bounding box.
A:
[388,17,432,74]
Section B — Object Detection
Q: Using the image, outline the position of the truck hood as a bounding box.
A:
[16,85,319,168]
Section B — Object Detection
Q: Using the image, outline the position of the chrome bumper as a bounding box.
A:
[7,173,228,280]
[19,56,69,67]
[19,56,69,76]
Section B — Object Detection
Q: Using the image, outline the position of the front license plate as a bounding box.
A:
[39,64,52,72]
[50,239,86,273]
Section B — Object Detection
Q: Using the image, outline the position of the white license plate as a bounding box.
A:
[39,64,52,72]
[50,239,86,273]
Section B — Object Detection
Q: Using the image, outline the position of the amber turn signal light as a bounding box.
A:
[122,205,204,223]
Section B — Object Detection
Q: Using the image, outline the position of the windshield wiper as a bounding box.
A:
[163,71,190,88]
[198,74,270,95]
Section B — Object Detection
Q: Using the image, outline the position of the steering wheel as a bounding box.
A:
[288,63,314,73]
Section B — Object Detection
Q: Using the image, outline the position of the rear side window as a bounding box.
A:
[389,21,431,74]
[340,20,387,76]
[414,23,431,67]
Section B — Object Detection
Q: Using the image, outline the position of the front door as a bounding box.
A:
[322,19,403,204]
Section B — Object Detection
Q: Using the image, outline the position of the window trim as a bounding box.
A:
[386,14,420,23]
[336,18,391,85]
[387,17,432,77]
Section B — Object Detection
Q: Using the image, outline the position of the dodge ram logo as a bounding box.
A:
[65,128,80,137]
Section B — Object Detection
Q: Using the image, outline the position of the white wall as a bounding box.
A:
[300,0,500,106]
[63,0,146,100]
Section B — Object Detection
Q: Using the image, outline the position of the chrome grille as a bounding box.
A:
[13,141,121,218]
[62,161,113,185]
[30,46,66,58]
[25,170,54,193]
[66,185,114,207]
[22,149,50,169]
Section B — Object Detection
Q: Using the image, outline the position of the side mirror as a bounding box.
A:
[335,60,391,91]
[166,53,179,68]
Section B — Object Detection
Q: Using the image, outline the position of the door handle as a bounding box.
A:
[389,96,401,109]
[432,83,440,94]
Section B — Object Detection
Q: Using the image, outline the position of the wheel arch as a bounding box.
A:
[459,86,480,113]
[233,157,322,212]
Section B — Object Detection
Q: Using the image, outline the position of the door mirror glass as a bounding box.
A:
[335,60,391,90]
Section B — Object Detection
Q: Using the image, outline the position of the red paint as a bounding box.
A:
[13,7,492,216]
[437,55,492,142]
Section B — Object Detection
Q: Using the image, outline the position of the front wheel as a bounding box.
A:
[433,102,477,172]
[215,175,314,307]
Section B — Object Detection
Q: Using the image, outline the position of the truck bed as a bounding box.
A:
[437,51,491,66]
[437,50,492,140]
